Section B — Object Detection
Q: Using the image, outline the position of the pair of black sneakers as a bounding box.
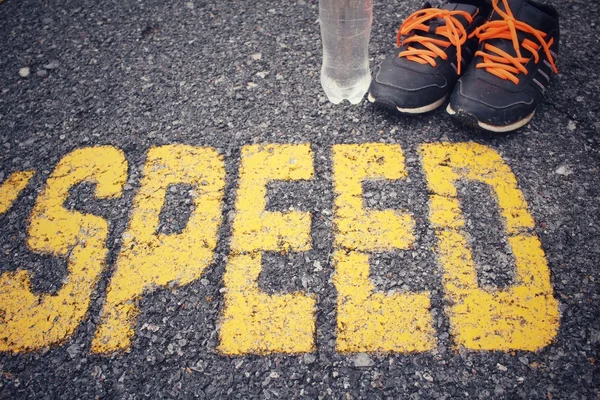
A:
[368,0,559,133]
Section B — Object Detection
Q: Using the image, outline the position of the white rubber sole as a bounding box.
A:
[368,93,447,114]
[446,104,535,133]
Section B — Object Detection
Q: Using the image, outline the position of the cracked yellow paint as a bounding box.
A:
[0,147,127,352]
[419,142,559,351]
[332,144,414,251]
[0,170,35,215]
[91,145,225,354]
[332,144,436,353]
[1,142,561,355]
[219,144,316,354]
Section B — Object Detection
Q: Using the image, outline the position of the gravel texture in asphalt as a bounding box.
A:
[0,0,599,398]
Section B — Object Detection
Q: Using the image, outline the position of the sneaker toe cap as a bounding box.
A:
[369,58,450,109]
[449,78,536,127]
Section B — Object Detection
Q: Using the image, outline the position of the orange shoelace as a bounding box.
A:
[397,8,477,75]
[474,0,558,84]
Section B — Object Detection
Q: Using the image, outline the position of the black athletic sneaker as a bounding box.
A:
[367,1,491,114]
[447,0,559,132]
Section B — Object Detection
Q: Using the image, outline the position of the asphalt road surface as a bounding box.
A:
[0,0,599,398]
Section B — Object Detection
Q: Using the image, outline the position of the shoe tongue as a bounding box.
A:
[490,0,557,32]
[440,2,478,14]
[485,0,558,58]
[397,1,479,68]
[437,2,479,26]
[442,1,478,13]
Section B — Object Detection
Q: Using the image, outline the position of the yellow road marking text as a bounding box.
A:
[0,170,35,214]
[218,144,316,354]
[419,142,559,350]
[91,145,225,353]
[0,142,561,355]
[0,147,127,352]
[332,144,436,353]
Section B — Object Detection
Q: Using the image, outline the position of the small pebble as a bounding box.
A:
[43,60,60,70]
[313,261,322,272]
[19,67,30,78]
[303,354,316,365]
[519,356,529,365]
[66,344,79,358]
[590,329,600,346]
[352,353,374,367]
[555,165,573,176]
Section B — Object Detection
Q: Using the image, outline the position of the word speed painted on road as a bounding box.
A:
[0,142,559,356]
